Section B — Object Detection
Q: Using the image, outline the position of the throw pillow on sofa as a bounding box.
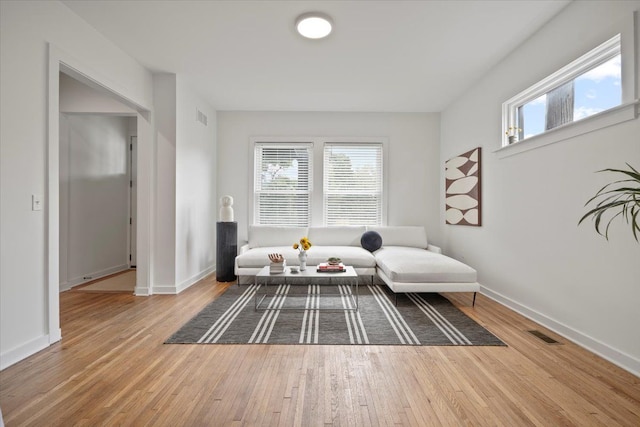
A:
[361,231,383,252]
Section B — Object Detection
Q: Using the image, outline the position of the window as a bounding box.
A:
[252,138,386,226]
[323,143,383,226]
[503,34,623,146]
[253,143,312,226]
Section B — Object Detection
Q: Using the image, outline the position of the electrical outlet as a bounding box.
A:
[32,194,43,211]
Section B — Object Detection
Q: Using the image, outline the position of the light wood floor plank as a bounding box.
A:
[1,275,639,426]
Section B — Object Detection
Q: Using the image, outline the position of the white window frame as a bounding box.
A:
[252,140,314,226]
[323,142,384,226]
[250,136,388,226]
[499,27,638,158]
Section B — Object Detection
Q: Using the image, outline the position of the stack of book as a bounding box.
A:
[317,262,345,273]
[269,260,286,274]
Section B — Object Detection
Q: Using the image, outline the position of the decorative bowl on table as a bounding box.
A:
[327,257,342,266]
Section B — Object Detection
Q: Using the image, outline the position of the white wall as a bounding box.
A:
[175,77,217,291]
[151,74,217,294]
[59,115,130,290]
[0,0,153,369]
[440,1,640,374]
[59,72,137,115]
[153,74,177,288]
[217,112,441,244]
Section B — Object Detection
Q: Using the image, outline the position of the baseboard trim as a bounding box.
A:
[62,264,130,291]
[1,334,51,371]
[152,285,178,294]
[177,265,215,293]
[134,286,151,296]
[480,285,640,377]
[50,327,62,343]
[153,265,216,295]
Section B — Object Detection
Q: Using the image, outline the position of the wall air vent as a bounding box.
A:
[196,108,208,126]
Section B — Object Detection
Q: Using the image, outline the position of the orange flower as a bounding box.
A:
[294,237,312,252]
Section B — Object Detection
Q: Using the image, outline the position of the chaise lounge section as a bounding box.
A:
[234,225,479,305]
[367,226,479,305]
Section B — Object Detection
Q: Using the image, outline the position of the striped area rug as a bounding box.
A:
[165,284,504,346]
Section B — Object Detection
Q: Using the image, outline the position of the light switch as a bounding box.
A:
[32,194,43,211]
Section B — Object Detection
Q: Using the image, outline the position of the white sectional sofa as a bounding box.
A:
[234,225,479,305]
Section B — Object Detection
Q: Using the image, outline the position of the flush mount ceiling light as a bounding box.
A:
[295,12,333,39]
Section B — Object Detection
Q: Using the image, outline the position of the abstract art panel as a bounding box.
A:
[445,147,481,226]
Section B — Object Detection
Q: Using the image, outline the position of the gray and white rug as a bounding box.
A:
[165,284,504,346]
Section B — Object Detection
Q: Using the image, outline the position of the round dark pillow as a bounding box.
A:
[361,231,383,252]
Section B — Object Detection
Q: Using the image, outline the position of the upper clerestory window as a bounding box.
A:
[502,34,624,147]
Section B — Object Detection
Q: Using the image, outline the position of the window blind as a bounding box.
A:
[254,143,313,226]
[323,143,383,226]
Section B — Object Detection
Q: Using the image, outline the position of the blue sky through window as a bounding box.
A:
[518,54,621,140]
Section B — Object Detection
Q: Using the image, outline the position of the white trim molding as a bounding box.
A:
[45,43,155,369]
[502,34,624,147]
[60,264,131,292]
[480,285,640,377]
[494,99,639,158]
[0,334,52,371]
[249,136,389,227]
[152,265,216,295]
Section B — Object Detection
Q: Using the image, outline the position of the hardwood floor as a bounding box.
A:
[1,275,639,426]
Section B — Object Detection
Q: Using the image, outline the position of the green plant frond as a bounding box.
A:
[603,210,625,239]
[597,177,638,187]
[591,199,631,213]
[622,199,640,219]
[579,201,625,225]
[580,164,640,242]
[586,182,639,205]
[579,207,604,225]
[598,167,640,181]
[598,184,640,194]
[593,181,639,196]
[626,163,640,174]
[633,209,640,242]
[611,183,640,192]
[593,191,634,208]
[585,187,615,206]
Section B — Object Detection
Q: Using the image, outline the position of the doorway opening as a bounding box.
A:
[58,72,138,294]
[47,44,153,345]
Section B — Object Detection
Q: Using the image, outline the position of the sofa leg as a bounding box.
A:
[472,292,477,307]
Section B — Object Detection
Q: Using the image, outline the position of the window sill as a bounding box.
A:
[495,100,639,159]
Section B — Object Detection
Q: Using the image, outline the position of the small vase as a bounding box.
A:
[298,251,307,271]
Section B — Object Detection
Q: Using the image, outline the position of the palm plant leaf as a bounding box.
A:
[579,164,640,242]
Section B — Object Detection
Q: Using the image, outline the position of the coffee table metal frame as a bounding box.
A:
[254,265,359,311]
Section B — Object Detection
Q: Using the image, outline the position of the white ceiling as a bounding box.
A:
[62,0,570,112]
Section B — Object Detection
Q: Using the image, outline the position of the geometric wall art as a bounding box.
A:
[445,147,481,226]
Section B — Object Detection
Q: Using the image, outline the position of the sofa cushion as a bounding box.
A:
[305,246,376,268]
[308,226,366,246]
[235,247,301,268]
[375,247,476,283]
[361,230,383,252]
[367,226,428,249]
[248,226,308,249]
[235,246,376,269]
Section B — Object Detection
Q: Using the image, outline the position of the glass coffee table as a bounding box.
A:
[254,265,359,311]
